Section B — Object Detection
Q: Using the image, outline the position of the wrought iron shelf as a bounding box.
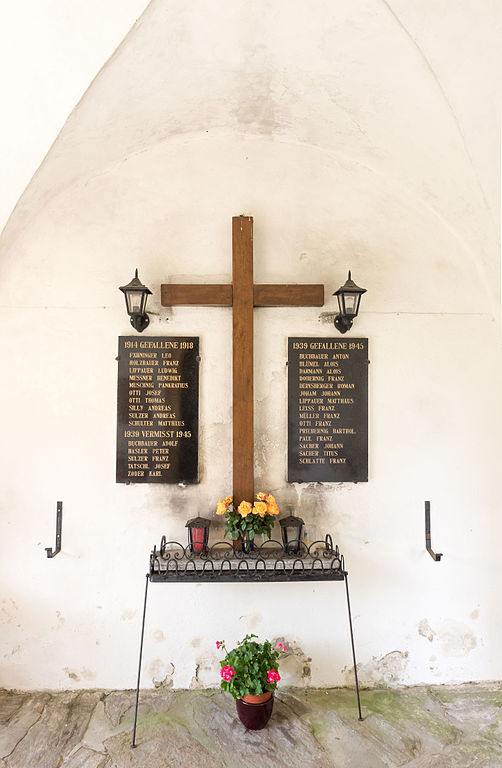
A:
[149,535,345,583]
[132,532,362,748]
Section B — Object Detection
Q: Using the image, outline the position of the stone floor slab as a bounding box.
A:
[3,691,102,768]
[61,745,111,768]
[0,684,500,768]
[0,692,50,759]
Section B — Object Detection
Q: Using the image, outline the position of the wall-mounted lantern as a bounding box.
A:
[333,271,366,334]
[186,516,211,554]
[119,269,152,333]
[279,515,304,554]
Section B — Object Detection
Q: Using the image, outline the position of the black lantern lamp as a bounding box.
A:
[279,515,305,555]
[186,516,211,554]
[119,269,152,333]
[333,271,366,334]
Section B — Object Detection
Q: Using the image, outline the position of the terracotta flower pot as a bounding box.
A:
[241,691,272,704]
[236,692,274,730]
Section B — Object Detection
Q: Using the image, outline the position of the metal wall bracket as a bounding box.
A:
[425,501,442,561]
[45,501,63,558]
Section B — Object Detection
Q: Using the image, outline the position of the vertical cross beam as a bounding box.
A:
[160,215,324,508]
[232,216,254,504]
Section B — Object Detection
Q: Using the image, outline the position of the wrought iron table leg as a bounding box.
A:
[344,572,363,721]
[131,573,150,748]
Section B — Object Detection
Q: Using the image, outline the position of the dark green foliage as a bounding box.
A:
[219,635,281,699]
[223,505,276,541]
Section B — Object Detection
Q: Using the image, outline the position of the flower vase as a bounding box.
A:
[241,532,254,554]
[232,533,254,554]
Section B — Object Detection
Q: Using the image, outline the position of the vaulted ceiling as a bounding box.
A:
[1,0,501,311]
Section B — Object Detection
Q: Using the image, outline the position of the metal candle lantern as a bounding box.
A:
[119,269,152,333]
[279,515,305,554]
[333,271,366,334]
[186,516,211,554]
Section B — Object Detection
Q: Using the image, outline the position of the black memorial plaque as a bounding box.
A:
[288,337,368,483]
[116,336,199,483]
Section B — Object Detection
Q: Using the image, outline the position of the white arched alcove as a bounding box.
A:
[0,0,500,689]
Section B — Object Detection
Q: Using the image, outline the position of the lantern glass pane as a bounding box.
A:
[127,289,143,315]
[191,527,205,553]
[344,293,358,315]
[139,291,149,315]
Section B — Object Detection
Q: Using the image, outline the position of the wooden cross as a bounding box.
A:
[161,216,324,506]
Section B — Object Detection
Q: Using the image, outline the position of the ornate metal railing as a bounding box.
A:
[149,535,345,582]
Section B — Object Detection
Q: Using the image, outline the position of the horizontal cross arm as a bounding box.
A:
[254,284,324,307]
[161,284,233,306]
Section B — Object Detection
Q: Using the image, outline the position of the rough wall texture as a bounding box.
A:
[0,0,500,690]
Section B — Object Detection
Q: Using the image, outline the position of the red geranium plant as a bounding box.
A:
[216,634,288,699]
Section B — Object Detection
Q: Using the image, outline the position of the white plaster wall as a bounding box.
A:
[0,0,501,690]
[0,0,150,232]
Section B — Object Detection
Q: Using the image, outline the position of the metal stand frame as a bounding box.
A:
[131,573,149,748]
[344,573,363,720]
[131,558,362,747]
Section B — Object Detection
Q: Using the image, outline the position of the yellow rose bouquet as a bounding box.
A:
[216,493,280,543]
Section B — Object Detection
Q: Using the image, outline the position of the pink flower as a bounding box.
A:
[283,646,288,652]
[266,669,280,684]
[276,643,283,649]
[216,641,222,649]
[220,665,235,681]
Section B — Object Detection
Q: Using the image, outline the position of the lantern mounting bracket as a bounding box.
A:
[334,314,354,334]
